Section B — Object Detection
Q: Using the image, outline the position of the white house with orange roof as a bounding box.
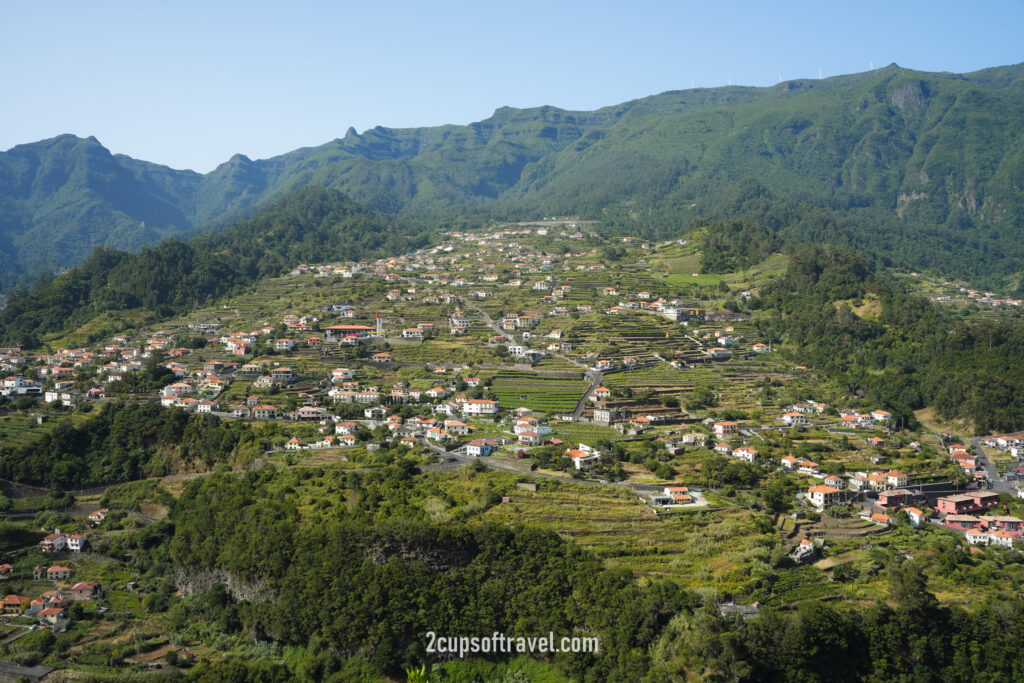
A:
[798,460,820,475]
[807,485,843,509]
[791,538,816,562]
[40,533,67,552]
[904,507,926,527]
[733,447,758,463]
[871,410,892,424]
[713,421,739,439]
[663,486,691,503]
[780,412,808,426]
[565,444,601,470]
[886,470,909,488]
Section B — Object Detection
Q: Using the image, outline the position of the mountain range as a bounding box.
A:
[4,61,1024,291]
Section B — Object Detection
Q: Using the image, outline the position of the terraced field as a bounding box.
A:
[758,565,840,605]
[487,370,589,414]
[603,365,693,390]
[482,481,773,592]
[0,412,83,449]
[550,421,629,443]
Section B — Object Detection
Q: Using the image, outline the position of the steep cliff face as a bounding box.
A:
[174,567,276,603]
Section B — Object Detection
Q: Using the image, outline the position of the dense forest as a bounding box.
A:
[755,244,1024,433]
[0,187,435,347]
[0,402,259,488]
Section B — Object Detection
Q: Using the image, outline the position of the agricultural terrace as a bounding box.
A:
[486,370,589,415]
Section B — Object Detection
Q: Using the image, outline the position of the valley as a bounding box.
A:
[1,217,1024,679]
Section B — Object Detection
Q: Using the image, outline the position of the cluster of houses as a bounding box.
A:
[943,510,1022,547]
[938,282,1024,308]
[606,296,706,326]
[798,461,1021,548]
[779,401,893,430]
[980,434,1024,460]
[512,411,557,447]
[942,440,989,483]
[273,392,505,451]
[0,562,101,630]
[291,261,369,278]
[1,223,773,439]
[40,530,88,553]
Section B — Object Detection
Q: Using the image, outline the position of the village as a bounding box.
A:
[2,224,1024,647]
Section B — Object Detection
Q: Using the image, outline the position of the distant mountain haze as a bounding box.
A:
[3,61,1024,290]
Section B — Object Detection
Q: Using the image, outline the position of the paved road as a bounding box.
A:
[571,369,605,419]
[970,437,1017,495]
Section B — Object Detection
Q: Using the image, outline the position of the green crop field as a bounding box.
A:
[757,565,840,606]
[488,370,589,414]
[550,421,629,443]
[602,365,693,389]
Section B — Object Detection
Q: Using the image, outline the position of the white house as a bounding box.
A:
[780,412,807,426]
[733,447,758,463]
[713,421,739,439]
[904,507,925,528]
[565,444,601,470]
[807,485,843,510]
[463,399,499,416]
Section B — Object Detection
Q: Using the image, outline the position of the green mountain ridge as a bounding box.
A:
[4,62,1024,289]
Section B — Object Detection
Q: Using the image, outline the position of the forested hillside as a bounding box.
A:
[753,243,1024,434]
[4,63,1024,289]
[0,187,433,347]
[107,469,1024,681]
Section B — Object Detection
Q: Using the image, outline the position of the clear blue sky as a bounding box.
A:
[2,0,1022,173]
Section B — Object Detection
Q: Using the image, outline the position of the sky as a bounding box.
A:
[2,0,1023,173]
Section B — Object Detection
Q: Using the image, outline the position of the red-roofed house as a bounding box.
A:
[37,606,65,625]
[904,507,926,527]
[781,412,807,426]
[41,533,66,552]
[565,444,601,470]
[886,470,909,488]
[713,421,739,438]
[46,565,72,580]
[70,582,100,600]
[1,595,30,615]
[733,447,758,463]
[877,489,913,509]
[808,485,843,509]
